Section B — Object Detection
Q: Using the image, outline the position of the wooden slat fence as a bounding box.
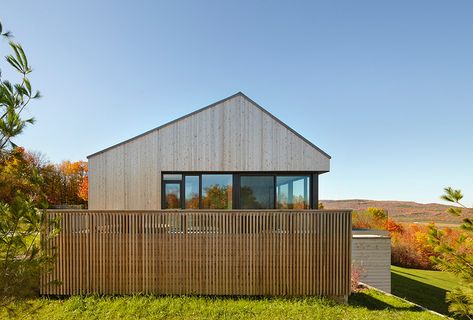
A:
[41,210,351,297]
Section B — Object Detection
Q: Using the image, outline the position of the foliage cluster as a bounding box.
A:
[390,223,439,269]
[352,207,388,230]
[41,159,88,206]
[428,187,473,319]
[0,147,88,207]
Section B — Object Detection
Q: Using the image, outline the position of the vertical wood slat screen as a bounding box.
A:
[41,210,351,297]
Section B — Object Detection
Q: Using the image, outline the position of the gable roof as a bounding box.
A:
[87,92,331,159]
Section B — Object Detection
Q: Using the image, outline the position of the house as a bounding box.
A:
[41,93,352,299]
[87,92,331,211]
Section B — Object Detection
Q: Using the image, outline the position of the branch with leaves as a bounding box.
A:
[429,187,473,319]
[0,22,41,152]
[0,20,59,312]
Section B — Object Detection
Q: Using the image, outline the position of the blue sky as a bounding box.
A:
[2,1,472,204]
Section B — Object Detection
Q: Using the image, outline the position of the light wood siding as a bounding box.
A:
[352,232,391,293]
[41,210,351,297]
[88,95,330,209]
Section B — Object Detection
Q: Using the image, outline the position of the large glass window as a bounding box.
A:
[162,173,312,209]
[276,176,310,209]
[240,176,275,209]
[201,174,233,209]
[185,176,200,209]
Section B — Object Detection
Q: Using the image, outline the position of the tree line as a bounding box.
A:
[0,147,88,208]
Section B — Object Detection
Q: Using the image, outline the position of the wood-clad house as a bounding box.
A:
[41,93,352,299]
[87,92,331,211]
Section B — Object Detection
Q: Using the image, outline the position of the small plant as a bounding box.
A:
[351,264,364,292]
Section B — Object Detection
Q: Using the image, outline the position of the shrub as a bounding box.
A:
[390,223,436,269]
[351,264,364,292]
[390,221,466,270]
[352,207,387,230]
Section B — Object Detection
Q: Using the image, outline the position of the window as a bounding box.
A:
[162,173,314,209]
[185,176,200,209]
[201,174,232,209]
[163,174,182,181]
[276,176,310,209]
[240,176,275,209]
[164,183,181,209]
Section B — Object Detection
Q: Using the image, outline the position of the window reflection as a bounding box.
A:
[163,174,182,181]
[240,176,274,209]
[164,183,180,209]
[185,176,200,209]
[276,176,310,209]
[201,174,232,209]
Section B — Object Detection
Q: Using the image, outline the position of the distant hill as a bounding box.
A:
[321,199,472,226]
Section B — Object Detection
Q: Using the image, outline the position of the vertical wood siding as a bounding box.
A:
[41,210,351,297]
[88,95,330,210]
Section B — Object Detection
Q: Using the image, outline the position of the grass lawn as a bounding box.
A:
[2,289,442,320]
[391,265,461,316]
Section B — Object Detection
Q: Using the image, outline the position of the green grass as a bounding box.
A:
[391,265,461,316]
[2,289,442,320]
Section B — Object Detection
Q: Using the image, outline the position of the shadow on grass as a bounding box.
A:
[349,291,422,312]
[393,269,430,281]
[391,271,449,316]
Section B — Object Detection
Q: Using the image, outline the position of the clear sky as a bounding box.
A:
[2,1,472,204]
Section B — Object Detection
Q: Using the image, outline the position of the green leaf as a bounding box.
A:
[10,42,25,69]
[25,117,35,124]
[5,55,23,73]
[17,44,28,71]
[447,207,462,216]
[14,83,28,97]
[24,78,31,95]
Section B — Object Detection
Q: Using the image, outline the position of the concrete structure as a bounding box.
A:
[352,230,391,292]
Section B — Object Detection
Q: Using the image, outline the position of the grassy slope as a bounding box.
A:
[391,265,461,316]
[3,289,441,320]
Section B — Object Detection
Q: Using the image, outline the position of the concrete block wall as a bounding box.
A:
[352,230,391,293]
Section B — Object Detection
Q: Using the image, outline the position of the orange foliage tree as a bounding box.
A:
[0,148,89,207]
[0,147,45,205]
[78,175,88,202]
[42,160,88,206]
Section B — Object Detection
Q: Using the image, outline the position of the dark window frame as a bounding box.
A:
[161,171,319,209]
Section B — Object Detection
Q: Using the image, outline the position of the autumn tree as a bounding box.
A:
[57,160,87,205]
[41,160,88,207]
[0,147,45,205]
[78,175,88,202]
